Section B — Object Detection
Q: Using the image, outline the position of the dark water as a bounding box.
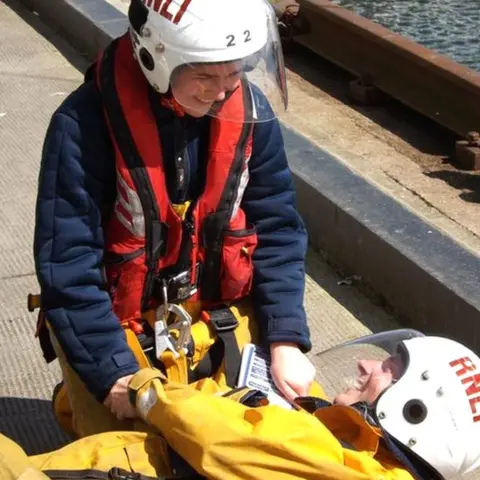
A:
[331,0,480,72]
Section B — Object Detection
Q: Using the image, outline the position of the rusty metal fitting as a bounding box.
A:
[27,293,41,312]
[277,2,303,51]
[349,76,383,105]
[455,131,480,170]
[465,131,480,147]
[359,74,375,87]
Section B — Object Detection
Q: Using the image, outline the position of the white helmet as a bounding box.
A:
[127,0,287,122]
[315,330,480,479]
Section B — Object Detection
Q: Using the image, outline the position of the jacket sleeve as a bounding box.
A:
[34,99,139,401]
[242,107,311,352]
[128,372,408,480]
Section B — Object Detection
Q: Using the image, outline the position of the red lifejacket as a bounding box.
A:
[95,34,257,332]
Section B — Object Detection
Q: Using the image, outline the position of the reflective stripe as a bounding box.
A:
[115,172,145,237]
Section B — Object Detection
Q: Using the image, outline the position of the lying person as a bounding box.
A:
[2,329,479,480]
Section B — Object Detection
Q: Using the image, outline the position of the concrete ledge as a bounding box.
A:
[284,125,480,349]
[19,0,128,57]
[18,0,480,350]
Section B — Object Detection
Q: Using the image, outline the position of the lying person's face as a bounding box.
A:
[334,355,404,406]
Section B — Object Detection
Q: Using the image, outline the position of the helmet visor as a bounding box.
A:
[169,8,287,123]
[314,329,425,407]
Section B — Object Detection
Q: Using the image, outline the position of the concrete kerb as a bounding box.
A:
[18,0,480,351]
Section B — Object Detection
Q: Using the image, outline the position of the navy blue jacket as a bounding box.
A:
[34,74,311,401]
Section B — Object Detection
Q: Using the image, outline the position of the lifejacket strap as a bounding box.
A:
[200,78,253,302]
[149,221,169,267]
[99,39,168,310]
[199,212,225,301]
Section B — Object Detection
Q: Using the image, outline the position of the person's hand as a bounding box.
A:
[104,374,137,420]
[270,342,316,402]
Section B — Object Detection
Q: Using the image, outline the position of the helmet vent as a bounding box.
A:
[140,48,155,71]
[403,399,428,425]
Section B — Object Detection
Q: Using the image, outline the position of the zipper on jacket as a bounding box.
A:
[174,116,189,204]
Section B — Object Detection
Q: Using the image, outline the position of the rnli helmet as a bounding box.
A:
[315,329,480,479]
[127,0,287,122]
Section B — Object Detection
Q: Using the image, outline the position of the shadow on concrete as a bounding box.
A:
[426,169,480,203]
[283,41,458,160]
[3,0,89,74]
[0,397,70,455]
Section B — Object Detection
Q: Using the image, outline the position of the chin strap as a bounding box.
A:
[350,401,378,425]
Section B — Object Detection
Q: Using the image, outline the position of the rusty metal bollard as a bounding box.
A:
[348,74,384,105]
[455,131,480,170]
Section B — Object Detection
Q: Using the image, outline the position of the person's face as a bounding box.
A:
[333,355,404,406]
[171,62,243,117]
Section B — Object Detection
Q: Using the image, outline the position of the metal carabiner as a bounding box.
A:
[164,303,192,352]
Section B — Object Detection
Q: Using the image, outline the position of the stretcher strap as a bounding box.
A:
[190,308,241,387]
[44,467,160,479]
[37,310,57,363]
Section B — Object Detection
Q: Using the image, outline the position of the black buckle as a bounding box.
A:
[109,467,142,480]
[209,308,239,333]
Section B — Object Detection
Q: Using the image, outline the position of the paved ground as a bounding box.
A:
[0,0,402,456]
